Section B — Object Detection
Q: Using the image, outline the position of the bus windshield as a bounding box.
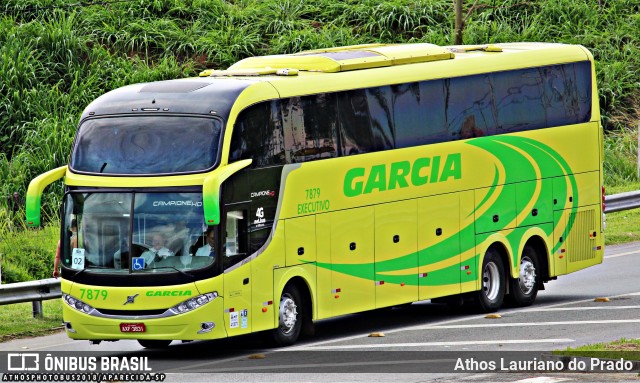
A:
[70,116,222,175]
[62,191,216,274]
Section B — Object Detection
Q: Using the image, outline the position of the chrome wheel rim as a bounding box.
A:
[482,262,500,301]
[518,256,536,295]
[278,293,298,334]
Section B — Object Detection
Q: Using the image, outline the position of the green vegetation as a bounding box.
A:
[554,338,640,361]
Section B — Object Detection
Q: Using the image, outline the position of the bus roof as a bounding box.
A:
[79,42,591,121]
[199,42,592,98]
[79,77,259,121]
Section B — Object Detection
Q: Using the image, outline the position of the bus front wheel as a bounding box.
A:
[475,249,506,312]
[271,285,303,346]
[507,245,539,307]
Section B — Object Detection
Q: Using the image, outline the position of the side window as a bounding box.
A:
[230,101,284,167]
[392,81,449,147]
[492,68,546,133]
[282,94,338,163]
[389,82,427,147]
[337,89,375,155]
[571,62,593,122]
[445,74,497,140]
[224,209,248,268]
[541,63,591,127]
[366,86,395,151]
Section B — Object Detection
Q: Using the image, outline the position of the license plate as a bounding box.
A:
[120,323,146,332]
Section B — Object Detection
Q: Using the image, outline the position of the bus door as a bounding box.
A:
[222,203,251,336]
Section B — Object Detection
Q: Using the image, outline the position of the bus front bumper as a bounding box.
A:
[62,298,227,341]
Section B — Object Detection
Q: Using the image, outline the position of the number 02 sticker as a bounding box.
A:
[71,248,85,270]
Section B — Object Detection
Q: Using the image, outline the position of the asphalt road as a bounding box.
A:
[2,242,640,382]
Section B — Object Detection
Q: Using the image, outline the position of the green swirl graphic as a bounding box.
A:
[313,136,577,286]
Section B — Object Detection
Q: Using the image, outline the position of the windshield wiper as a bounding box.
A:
[140,266,195,279]
[71,266,113,278]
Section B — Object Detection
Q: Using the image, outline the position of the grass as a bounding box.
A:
[0,223,59,283]
[606,209,640,245]
[0,299,64,342]
[554,338,640,361]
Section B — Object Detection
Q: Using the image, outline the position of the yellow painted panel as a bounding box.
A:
[553,210,567,276]
[223,262,251,336]
[315,213,332,319]
[374,199,418,308]
[330,207,375,317]
[515,179,553,227]
[574,171,601,208]
[285,215,317,266]
[475,184,516,234]
[417,193,461,300]
[459,190,478,292]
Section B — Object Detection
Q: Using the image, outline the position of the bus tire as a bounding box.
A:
[507,245,539,307]
[475,249,506,312]
[137,339,172,349]
[271,285,303,346]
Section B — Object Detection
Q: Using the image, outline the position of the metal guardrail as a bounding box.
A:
[604,190,640,213]
[0,278,61,318]
[0,192,638,318]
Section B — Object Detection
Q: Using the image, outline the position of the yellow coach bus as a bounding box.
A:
[27,42,604,348]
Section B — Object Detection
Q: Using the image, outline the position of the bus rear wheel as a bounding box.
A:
[507,245,539,307]
[137,339,172,349]
[271,285,303,347]
[474,249,506,312]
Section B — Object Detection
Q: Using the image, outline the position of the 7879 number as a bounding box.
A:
[79,288,108,300]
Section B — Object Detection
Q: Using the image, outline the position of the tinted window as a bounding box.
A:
[366,86,395,151]
[282,94,338,163]
[539,62,592,127]
[492,67,547,133]
[230,101,285,167]
[337,90,375,155]
[446,74,497,140]
[392,81,449,147]
[72,116,221,174]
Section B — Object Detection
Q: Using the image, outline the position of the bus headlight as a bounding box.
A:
[63,294,95,314]
[170,292,218,314]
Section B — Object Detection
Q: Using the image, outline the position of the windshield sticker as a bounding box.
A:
[71,248,85,270]
[230,312,239,328]
[132,257,145,271]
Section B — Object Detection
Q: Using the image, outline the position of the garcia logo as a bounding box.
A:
[153,200,202,207]
[146,290,192,297]
[344,153,462,197]
[251,190,276,198]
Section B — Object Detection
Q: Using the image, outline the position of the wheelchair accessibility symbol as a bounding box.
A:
[132,257,145,270]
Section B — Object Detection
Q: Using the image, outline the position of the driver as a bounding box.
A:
[141,233,174,265]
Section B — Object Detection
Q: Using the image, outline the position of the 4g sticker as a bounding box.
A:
[253,207,266,227]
